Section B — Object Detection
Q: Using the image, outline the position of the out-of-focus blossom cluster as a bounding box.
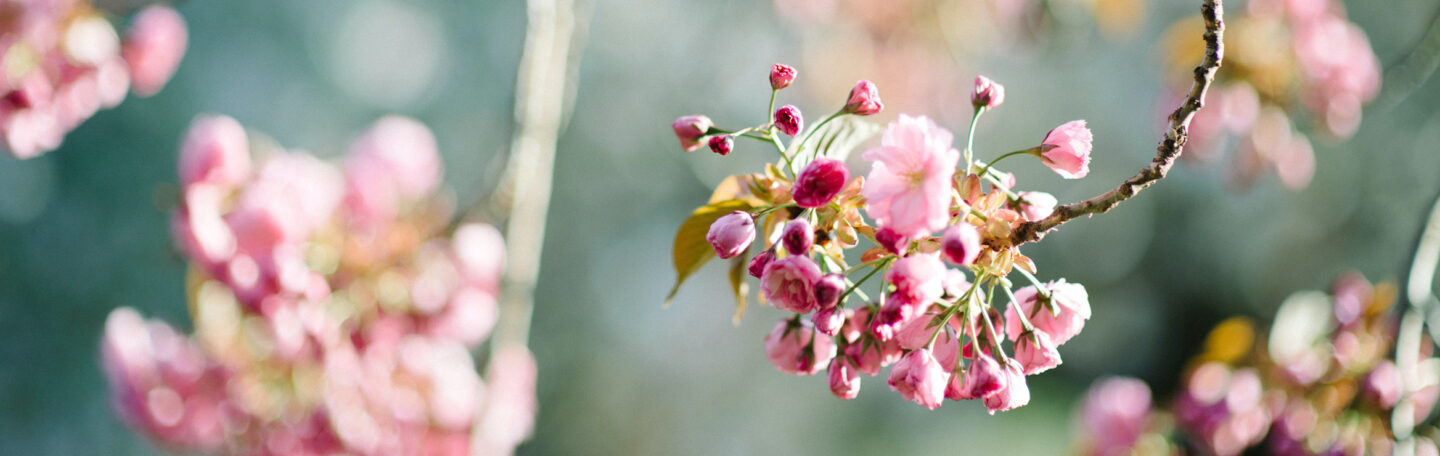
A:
[1,0,187,159]
[670,67,1100,412]
[1162,0,1379,190]
[770,0,1144,123]
[1074,273,1440,456]
[102,115,535,455]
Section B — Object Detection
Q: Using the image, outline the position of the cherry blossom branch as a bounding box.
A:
[1005,0,1224,247]
[1394,189,1440,442]
[1375,5,1440,110]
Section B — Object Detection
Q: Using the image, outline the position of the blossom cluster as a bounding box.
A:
[1,0,188,159]
[102,115,535,455]
[670,65,1098,412]
[1162,0,1379,190]
[1074,273,1438,456]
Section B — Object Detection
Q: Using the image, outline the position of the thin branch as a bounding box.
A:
[1375,4,1440,111]
[470,0,586,451]
[1004,0,1225,247]
[1393,188,1440,441]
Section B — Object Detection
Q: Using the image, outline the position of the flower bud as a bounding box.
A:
[707,135,734,156]
[963,352,1006,400]
[705,211,755,259]
[781,219,814,255]
[764,319,835,375]
[983,360,1031,413]
[940,224,981,266]
[774,105,803,137]
[888,348,949,409]
[1039,120,1092,179]
[828,358,860,399]
[671,115,713,152]
[812,306,845,335]
[124,6,188,97]
[814,273,846,310]
[770,64,796,90]
[748,248,775,279]
[1014,191,1056,222]
[874,227,907,255]
[842,80,884,116]
[178,115,250,188]
[1365,361,1400,409]
[970,75,1005,110]
[793,158,850,208]
[1004,279,1090,345]
[1014,331,1062,375]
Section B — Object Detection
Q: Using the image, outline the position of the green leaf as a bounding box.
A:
[729,250,750,324]
[665,199,754,307]
[788,116,882,169]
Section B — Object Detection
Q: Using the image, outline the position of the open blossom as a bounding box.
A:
[971,75,1005,110]
[1039,120,1093,179]
[941,224,982,266]
[1006,280,1091,345]
[888,348,949,409]
[672,115,712,152]
[764,319,837,375]
[1013,330,1062,375]
[706,211,756,259]
[1014,191,1057,222]
[983,360,1031,413]
[761,256,822,313]
[842,80,884,115]
[792,158,850,208]
[959,351,1006,400]
[774,104,803,136]
[862,115,960,238]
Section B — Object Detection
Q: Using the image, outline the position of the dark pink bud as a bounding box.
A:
[781,218,813,255]
[940,224,982,266]
[793,158,850,208]
[874,227,907,255]
[672,115,713,152]
[708,135,734,156]
[812,306,845,336]
[970,75,1005,110]
[706,211,755,259]
[814,273,846,310]
[770,64,796,90]
[828,357,861,399]
[774,105,803,137]
[842,80,883,116]
[964,352,1006,399]
[748,249,775,279]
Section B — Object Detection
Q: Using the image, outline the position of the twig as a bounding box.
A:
[1004,0,1225,247]
[1393,189,1440,441]
[470,0,587,451]
[1375,5,1440,111]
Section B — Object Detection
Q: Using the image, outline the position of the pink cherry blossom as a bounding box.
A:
[761,256,822,313]
[983,360,1030,413]
[781,218,814,255]
[960,351,1006,400]
[774,104,803,136]
[940,224,981,266]
[1039,120,1093,179]
[1014,191,1057,222]
[813,273,846,310]
[770,64,796,90]
[764,319,837,375]
[708,135,734,156]
[1005,279,1091,345]
[828,358,860,399]
[1078,377,1152,456]
[792,158,850,208]
[842,80,884,116]
[862,115,960,239]
[178,114,250,188]
[123,5,188,97]
[1013,331,1062,375]
[671,115,712,152]
[971,75,1005,110]
[706,211,756,259]
[888,348,949,409]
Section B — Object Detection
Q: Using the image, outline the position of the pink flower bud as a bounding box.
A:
[774,105,803,136]
[888,348,949,409]
[1039,120,1093,179]
[770,64,796,90]
[748,249,775,279]
[812,306,845,335]
[781,218,813,255]
[874,227,907,255]
[792,158,850,208]
[814,273,846,310]
[347,116,442,199]
[1013,331,1062,375]
[707,135,733,156]
[845,332,903,375]
[672,115,712,152]
[983,360,1030,414]
[1014,191,1056,222]
[842,80,884,116]
[971,75,1005,110]
[178,115,250,188]
[706,211,755,259]
[123,5,188,97]
[828,358,860,399]
[886,253,946,310]
[1005,279,1091,345]
[764,319,836,375]
[962,351,1006,400]
[940,224,981,266]
[760,256,822,313]
[1079,377,1153,456]
[1365,361,1400,409]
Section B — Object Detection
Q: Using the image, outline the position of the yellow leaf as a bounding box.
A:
[665,199,754,307]
[729,251,749,324]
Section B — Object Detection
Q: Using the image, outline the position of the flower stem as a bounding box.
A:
[977,147,1040,181]
[964,107,984,173]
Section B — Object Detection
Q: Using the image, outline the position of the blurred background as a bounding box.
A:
[2,0,1440,453]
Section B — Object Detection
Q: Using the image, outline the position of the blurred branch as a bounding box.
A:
[1375,5,1440,111]
[1005,0,1224,247]
[1394,187,1440,442]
